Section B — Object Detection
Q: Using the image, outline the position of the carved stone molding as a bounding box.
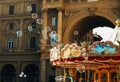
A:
[111,7,120,18]
[87,7,97,16]
[64,10,73,19]
[57,7,64,11]
[42,8,48,13]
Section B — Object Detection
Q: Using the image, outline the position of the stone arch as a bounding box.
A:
[20,64,39,82]
[24,20,40,31]
[24,20,33,31]
[95,9,118,25]
[3,20,19,48]
[3,20,20,30]
[63,9,118,44]
[0,62,17,71]
[20,62,39,72]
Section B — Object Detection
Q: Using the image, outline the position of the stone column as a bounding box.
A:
[40,59,47,82]
[0,5,1,14]
[20,2,24,14]
[16,61,21,82]
[87,69,90,82]
[20,19,24,48]
[57,8,63,43]
[2,29,5,49]
[17,19,24,52]
[0,20,2,50]
[41,8,48,49]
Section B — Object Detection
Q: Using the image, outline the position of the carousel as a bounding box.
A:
[49,19,120,82]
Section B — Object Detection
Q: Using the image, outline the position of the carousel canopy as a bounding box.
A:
[50,41,120,68]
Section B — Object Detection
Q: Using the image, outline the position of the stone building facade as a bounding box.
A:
[0,0,49,82]
[0,0,120,82]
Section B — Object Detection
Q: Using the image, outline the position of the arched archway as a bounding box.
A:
[63,10,117,44]
[1,64,16,82]
[64,15,115,44]
[21,64,39,82]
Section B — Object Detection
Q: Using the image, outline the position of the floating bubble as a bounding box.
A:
[74,31,79,35]
[16,30,22,37]
[27,6,32,12]
[31,13,38,19]
[28,25,33,31]
[36,18,43,24]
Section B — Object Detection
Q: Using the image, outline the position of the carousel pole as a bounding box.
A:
[56,67,57,79]
[86,65,90,82]
[87,69,90,82]
[118,66,120,82]
[63,63,66,82]
[86,56,89,82]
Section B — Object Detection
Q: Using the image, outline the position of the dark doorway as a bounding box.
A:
[1,64,16,82]
[22,64,39,82]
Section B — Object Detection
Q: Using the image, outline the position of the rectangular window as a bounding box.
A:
[8,38,14,48]
[31,4,36,13]
[9,23,14,30]
[9,5,14,15]
[30,37,36,48]
[52,17,57,26]
[32,22,36,29]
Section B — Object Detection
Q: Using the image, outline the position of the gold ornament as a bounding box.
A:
[115,19,120,26]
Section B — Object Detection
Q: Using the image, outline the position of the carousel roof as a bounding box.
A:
[50,41,120,69]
